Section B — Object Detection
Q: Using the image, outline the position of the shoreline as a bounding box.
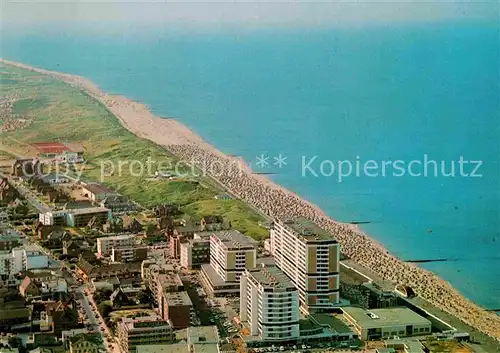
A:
[2,58,499,341]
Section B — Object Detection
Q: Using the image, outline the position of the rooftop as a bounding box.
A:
[0,307,31,320]
[67,207,109,215]
[136,344,188,353]
[187,325,219,344]
[310,314,354,334]
[121,316,170,331]
[82,183,116,195]
[211,230,257,250]
[342,307,431,328]
[165,291,193,307]
[246,264,296,290]
[32,142,70,154]
[158,272,183,288]
[280,217,336,242]
[192,344,220,353]
[98,234,136,242]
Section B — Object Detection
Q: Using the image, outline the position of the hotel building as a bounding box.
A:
[201,230,257,296]
[240,263,300,341]
[270,217,340,313]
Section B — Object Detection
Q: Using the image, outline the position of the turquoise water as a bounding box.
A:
[2,22,499,309]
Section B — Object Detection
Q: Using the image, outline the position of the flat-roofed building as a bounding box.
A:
[342,307,432,341]
[201,230,257,296]
[136,344,188,353]
[117,315,174,353]
[97,234,136,257]
[111,246,148,263]
[270,217,340,313]
[163,291,193,329]
[66,207,110,228]
[180,233,210,269]
[187,325,220,345]
[39,211,67,226]
[240,263,300,341]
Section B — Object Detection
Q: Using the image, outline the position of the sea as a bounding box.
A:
[2,21,499,311]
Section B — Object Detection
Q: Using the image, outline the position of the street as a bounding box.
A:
[0,171,52,213]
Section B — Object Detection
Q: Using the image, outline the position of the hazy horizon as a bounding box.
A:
[2,0,499,33]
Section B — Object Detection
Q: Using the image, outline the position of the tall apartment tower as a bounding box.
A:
[270,217,340,313]
[240,263,300,341]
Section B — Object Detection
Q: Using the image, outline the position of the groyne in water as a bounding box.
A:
[406,258,451,263]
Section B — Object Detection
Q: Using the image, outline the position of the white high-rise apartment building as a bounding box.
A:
[240,263,300,341]
[270,217,340,313]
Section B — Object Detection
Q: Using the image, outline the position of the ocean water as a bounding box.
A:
[2,22,499,309]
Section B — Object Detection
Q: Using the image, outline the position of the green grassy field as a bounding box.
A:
[0,63,268,239]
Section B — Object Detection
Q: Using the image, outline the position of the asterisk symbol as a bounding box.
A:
[256,154,269,168]
[273,154,288,168]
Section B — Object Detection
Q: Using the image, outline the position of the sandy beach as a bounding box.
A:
[2,58,499,341]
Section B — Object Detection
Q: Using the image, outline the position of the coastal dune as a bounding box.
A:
[2,59,499,341]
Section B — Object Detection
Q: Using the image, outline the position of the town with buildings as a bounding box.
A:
[0,149,485,353]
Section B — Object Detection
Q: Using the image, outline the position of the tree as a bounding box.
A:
[14,202,29,217]
[98,302,113,318]
[137,289,153,304]
[8,336,21,348]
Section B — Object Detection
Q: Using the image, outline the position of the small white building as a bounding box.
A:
[11,248,49,271]
[39,211,67,226]
[40,173,71,185]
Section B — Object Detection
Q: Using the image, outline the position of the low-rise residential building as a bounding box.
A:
[100,194,134,212]
[200,215,224,231]
[111,246,148,263]
[0,307,31,331]
[180,233,210,269]
[97,234,136,257]
[76,258,142,281]
[39,173,71,185]
[117,316,174,353]
[0,177,19,203]
[341,307,432,340]
[162,291,193,329]
[240,263,300,341]
[81,183,116,202]
[62,240,88,258]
